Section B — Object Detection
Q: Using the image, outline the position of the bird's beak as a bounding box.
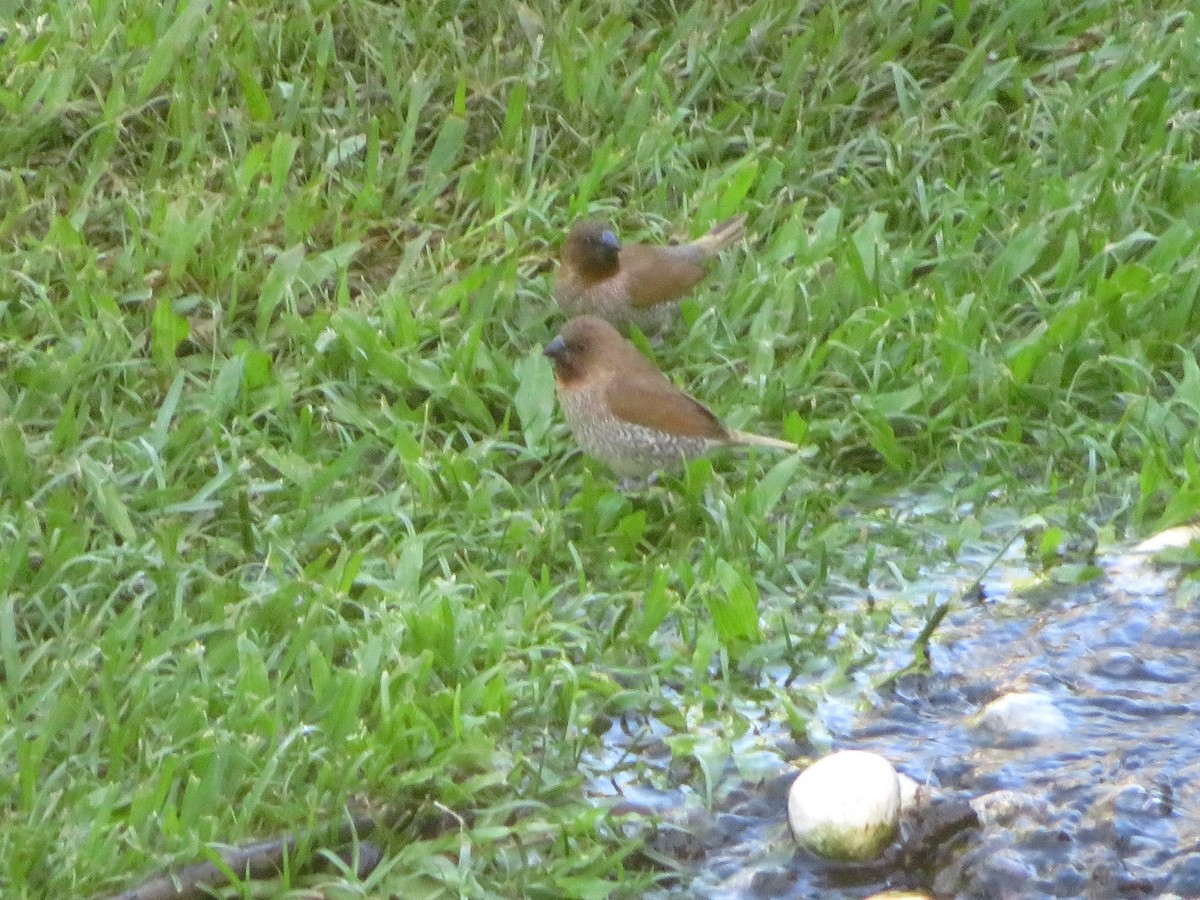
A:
[543,335,567,359]
[600,230,620,252]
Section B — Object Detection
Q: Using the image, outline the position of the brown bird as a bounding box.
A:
[554,214,748,333]
[543,315,797,479]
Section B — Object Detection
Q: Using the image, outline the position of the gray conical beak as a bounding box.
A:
[543,335,567,359]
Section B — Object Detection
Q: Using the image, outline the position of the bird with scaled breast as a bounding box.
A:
[554,214,747,333]
[543,315,797,479]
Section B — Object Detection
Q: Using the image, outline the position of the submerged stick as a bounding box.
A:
[913,530,1022,652]
[99,810,383,900]
[877,530,1024,690]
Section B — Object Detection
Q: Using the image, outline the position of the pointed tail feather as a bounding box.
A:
[692,213,747,258]
[728,429,798,452]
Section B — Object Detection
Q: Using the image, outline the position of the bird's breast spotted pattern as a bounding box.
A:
[556,268,675,334]
[556,269,624,317]
[558,382,714,478]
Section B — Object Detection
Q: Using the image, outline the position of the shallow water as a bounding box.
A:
[590,523,1200,899]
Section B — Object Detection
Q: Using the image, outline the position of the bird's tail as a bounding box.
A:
[692,213,747,258]
[728,429,798,452]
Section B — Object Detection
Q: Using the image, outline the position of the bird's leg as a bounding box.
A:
[615,472,660,493]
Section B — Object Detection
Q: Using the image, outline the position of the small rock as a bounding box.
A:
[969,789,1051,826]
[897,772,927,815]
[971,691,1069,746]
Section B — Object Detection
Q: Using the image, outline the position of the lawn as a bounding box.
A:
[2,0,1200,896]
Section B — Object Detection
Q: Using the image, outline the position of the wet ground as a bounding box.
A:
[589,519,1200,899]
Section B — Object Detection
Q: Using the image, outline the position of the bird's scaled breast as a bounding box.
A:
[557,383,714,477]
[555,268,627,317]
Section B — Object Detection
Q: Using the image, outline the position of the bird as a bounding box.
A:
[542,315,797,479]
[553,214,748,333]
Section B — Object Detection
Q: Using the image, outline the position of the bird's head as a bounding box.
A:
[562,219,621,277]
[543,315,623,386]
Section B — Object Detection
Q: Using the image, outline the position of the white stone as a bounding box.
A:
[787,750,901,861]
[1134,525,1200,553]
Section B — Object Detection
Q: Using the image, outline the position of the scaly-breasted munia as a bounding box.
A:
[553,214,747,333]
[543,315,796,478]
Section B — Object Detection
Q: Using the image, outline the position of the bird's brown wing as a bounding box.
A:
[618,244,708,308]
[604,368,729,440]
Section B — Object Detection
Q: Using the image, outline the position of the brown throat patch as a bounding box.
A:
[551,356,586,388]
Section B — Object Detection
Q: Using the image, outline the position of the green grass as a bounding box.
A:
[3,0,1200,895]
